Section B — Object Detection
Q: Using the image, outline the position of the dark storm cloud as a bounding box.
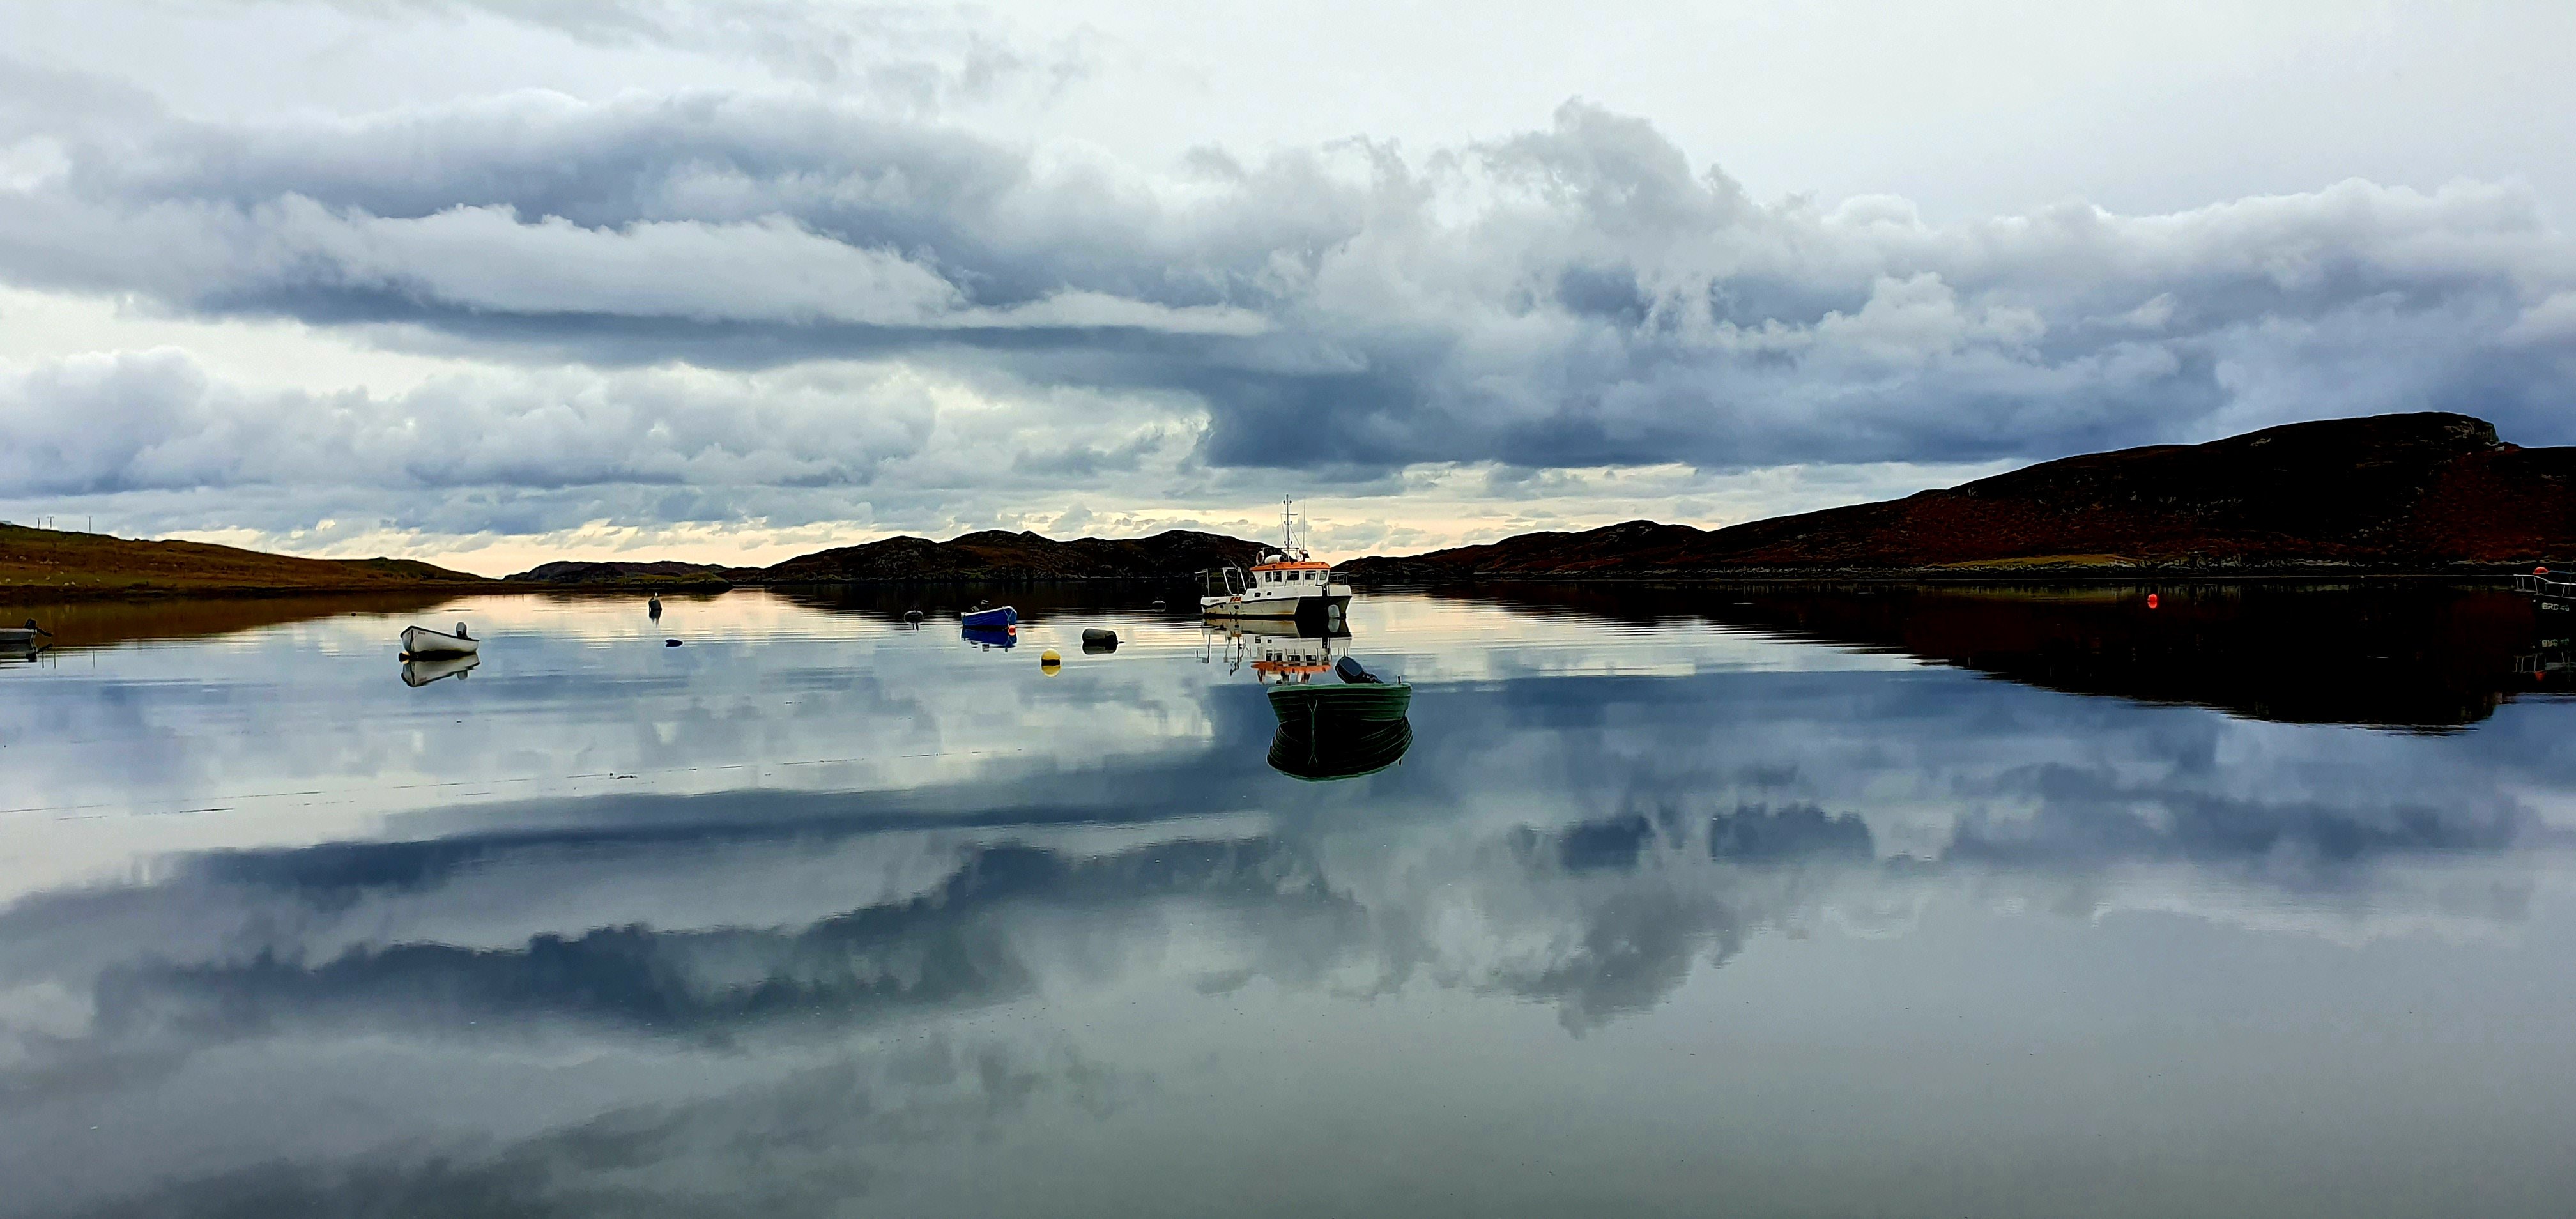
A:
[5,75,2573,502]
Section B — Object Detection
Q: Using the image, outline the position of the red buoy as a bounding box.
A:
[2539,566,2552,576]
[2146,593,2159,610]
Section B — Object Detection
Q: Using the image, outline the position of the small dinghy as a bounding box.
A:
[961,605,1018,628]
[400,621,479,658]
[1265,677,1414,781]
[0,619,52,647]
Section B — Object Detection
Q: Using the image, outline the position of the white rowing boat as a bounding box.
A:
[400,621,479,657]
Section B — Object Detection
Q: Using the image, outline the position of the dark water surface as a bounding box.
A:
[3,585,2573,1218]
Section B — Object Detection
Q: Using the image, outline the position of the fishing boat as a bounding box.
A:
[961,604,1019,629]
[1201,498,1352,628]
[399,621,479,657]
[401,654,480,687]
[0,619,52,647]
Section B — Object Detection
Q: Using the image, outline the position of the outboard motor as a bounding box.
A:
[1334,656,1381,685]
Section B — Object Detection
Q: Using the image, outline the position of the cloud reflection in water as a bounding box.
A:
[3,588,2573,1217]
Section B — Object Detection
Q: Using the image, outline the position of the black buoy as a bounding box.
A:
[1151,600,1167,611]
[903,610,924,624]
[1082,627,1119,654]
[648,594,663,620]
[664,638,683,647]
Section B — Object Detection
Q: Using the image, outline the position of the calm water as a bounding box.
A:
[3,584,2573,1218]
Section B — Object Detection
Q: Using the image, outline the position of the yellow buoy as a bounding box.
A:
[1039,648,1062,674]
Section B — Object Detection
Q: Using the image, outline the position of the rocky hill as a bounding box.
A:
[505,560,733,589]
[743,529,1264,583]
[1342,413,2576,579]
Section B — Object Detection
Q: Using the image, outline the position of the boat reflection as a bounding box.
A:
[400,653,481,686]
[2512,637,2576,689]
[961,624,1018,650]
[1199,615,1349,683]
[1206,618,1416,780]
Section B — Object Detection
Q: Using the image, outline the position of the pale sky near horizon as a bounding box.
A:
[3,0,2573,574]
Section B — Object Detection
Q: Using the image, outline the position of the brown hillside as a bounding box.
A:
[1343,413,2576,579]
[744,529,1266,583]
[0,523,495,595]
[505,560,732,589]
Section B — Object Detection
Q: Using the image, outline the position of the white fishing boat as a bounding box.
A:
[399,621,479,657]
[0,619,52,647]
[1201,499,1352,627]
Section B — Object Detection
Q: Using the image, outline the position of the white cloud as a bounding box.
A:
[0,10,2571,553]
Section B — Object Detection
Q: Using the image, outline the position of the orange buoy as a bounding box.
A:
[2539,566,2552,576]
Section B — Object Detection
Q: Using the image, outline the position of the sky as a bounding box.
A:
[2,0,2572,574]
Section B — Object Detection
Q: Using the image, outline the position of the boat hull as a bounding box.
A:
[960,606,1019,629]
[1202,592,1349,626]
[1264,683,1414,781]
[399,626,479,657]
[1264,682,1413,724]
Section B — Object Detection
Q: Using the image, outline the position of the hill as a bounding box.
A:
[0,523,495,596]
[740,529,1265,583]
[1341,413,2576,580]
[505,560,733,590]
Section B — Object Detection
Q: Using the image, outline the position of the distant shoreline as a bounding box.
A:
[3,569,2538,605]
[1342,566,2542,587]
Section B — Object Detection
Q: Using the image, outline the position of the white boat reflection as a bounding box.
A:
[1199,617,1351,684]
[401,653,482,686]
[1204,618,1414,779]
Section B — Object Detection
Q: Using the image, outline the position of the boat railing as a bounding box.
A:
[2513,572,2576,600]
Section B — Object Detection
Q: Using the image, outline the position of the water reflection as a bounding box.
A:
[2513,636,2576,688]
[0,592,456,652]
[960,624,1018,649]
[4,588,2575,1217]
[1199,615,1351,682]
[399,653,481,686]
[1429,581,2559,728]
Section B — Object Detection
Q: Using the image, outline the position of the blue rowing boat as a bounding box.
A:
[961,605,1018,628]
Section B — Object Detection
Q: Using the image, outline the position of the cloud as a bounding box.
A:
[0,348,941,498]
[1,61,2572,543]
